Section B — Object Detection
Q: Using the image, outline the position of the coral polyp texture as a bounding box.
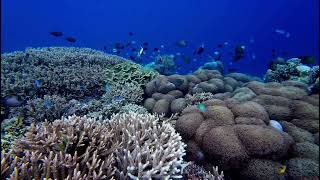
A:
[1,47,127,100]
[1,112,188,179]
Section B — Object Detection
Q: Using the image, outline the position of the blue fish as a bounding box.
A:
[112,96,124,102]
[105,83,111,94]
[34,80,41,88]
[197,103,207,113]
[44,98,52,109]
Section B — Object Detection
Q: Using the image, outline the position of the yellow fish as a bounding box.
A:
[280,165,286,174]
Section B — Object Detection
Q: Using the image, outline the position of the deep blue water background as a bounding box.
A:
[1,0,319,77]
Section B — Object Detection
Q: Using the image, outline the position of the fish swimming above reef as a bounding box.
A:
[233,45,245,61]
[143,42,149,47]
[128,32,134,36]
[49,31,63,37]
[275,28,290,38]
[182,54,191,64]
[114,42,125,49]
[298,56,315,65]
[65,37,76,43]
[193,43,205,55]
[176,40,188,48]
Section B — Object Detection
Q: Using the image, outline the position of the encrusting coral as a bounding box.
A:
[1,112,188,180]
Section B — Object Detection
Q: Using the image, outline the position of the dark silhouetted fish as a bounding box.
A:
[129,55,135,60]
[65,37,76,43]
[143,42,149,46]
[103,46,107,50]
[131,47,137,52]
[271,49,277,58]
[114,42,125,49]
[128,32,134,36]
[217,44,223,48]
[153,48,159,52]
[182,55,191,64]
[193,44,205,55]
[125,42,132,47]
[233,46,245,61]
[228,68,238,73]
[298,56,315,65]
[176,40,188,48]
[49,32,63,37]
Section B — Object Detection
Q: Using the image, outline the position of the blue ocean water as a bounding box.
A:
[1,0,319,77]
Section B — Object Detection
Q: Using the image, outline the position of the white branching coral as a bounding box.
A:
[1,112,187,179]
[110,112,187,179]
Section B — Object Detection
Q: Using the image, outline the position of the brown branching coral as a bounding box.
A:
[1,112,187,179]
[2,115,120,179]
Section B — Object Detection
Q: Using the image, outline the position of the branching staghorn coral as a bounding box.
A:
[110,112,187,179]
[2,112,187,179]
[2,115,120,179]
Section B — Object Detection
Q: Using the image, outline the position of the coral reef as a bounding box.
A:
[104,61,159,87]
[143,69,261,116]
[1,47,126,101]
[1,112,187,179]
[264,57,319,94]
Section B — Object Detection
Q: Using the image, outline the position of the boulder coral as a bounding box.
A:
[143,70,260,116]
[175,98,295,178]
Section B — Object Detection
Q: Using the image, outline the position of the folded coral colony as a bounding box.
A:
[1,47,319,179]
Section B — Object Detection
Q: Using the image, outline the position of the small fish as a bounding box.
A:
[160,45,165,48]
[298,56,315,65]
[4,96,21,107]
[138,47,144,57]
[129,55,135,60]
[143,42,149,46]
[176,52,181,56]
[275,29,290,38]
[125,42,131,47]
[217,44,223,48]
[279,165,286,174]
[193,43,205,55]
[224,41,229,46]
[49,32,63,37]
[128,32,134,36]
[44,98,52,109]
[114,42,125,49]
[131,41,136,44]
[197,103,207,112]
[228,68,238,73]
[153,48,159,52]
[131,47,137,52]
[65,37,76,43]
[251,53,256,60]
[112,96,124,102]
[103,46,107,50]
[249,37,255,43]
[272,49,277,58]
[34,80,41,88]
[176,40,188,48]
[105,83,111,94]
[214,51,220,55]
[233,45,245,61]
